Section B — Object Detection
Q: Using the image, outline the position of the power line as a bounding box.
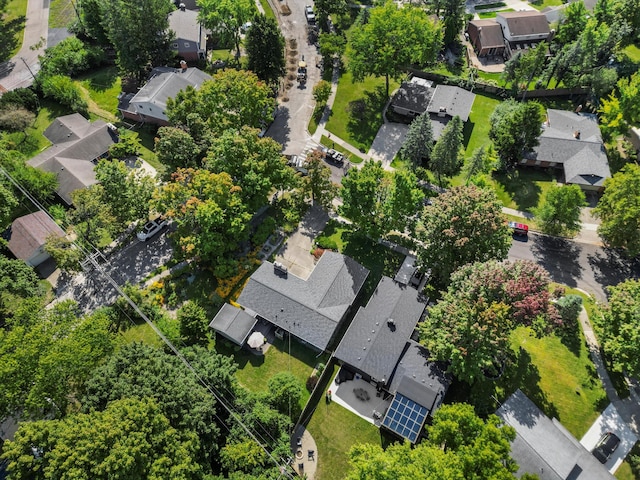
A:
[0,165,295,479]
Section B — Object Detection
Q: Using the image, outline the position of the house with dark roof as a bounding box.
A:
[209,303,257,346]
[7,211,65,267]
[467,19,506,57]
[334,276,449,443]
[27,114,119,205]
[523,109,611,191]
[390,77,434,117]
[497,390,616,480]
[236,251,369,352]
[496,11,551,58]
[426,85,476,140]
[118,66,212,126]
[168,4,208,62]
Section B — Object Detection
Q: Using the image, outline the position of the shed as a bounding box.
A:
[209,303,257,346]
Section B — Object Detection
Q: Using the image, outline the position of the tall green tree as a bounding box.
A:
[153,168,251,264]
[430,115,464,185]
[346,1,442,98]
[593,163,640,257]
[245,14,285,86]
[68,185,116,247]
[197,0,256,59]
[464,145,496,185]
[534,184,586,236]
[384,169,424,234]
[205,126,295,212]
[167,70,275,136]
[416,185,512,285]
[0,147,57,202]
[399,111,434,169]
[177,300,209,346]
[339,160,389,239]
[266,372,304,421]
[1,398,202,479]
[489,99,542,166]
[303,150,338,211]
[77,0,110,44]
[44,234,84,273]
[598,72,640,139]
[155,126,202,173]
[596,279,640,376]
[0,182,18,227]
[555,1,588,45]
[101,0,174,81]
[0,254,45,322]
[442,0,466,45]
[39,75,88,113]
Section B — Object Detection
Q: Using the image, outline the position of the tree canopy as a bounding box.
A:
[489,100,542,166]
[1,398,203,479]
[597,279,640,376]
[167,70,275,136]
[346,0,442,98]
[419,259,558,383]
[245,14,286,86]
[598,71,640,139]
[399,111,434,169]
[303,150,338,211]
[197,0,256,59]
[430,115,464,185]
[593,163,640,257]
[416,185,512,285]
[534,184,586,236]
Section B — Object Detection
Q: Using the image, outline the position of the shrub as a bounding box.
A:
[0,88,39,112]
[306,375,319,392]
[40,75,88,113]
[252,216,277,246]
[38,37,105,78]
[316,236,337,250]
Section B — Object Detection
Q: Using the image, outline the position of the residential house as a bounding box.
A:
[27,114,119,205]
[236,251,369,352]
[495,11,551,58]
[497,390,616,480]
[168,4,208,62]
[523,109,611,191]
[467,19,506,57]
[7,211,65,267]
[118,66,212,126]
[334,275,449,443]
[390,80,476,140]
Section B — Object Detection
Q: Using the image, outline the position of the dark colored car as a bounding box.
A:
[508,221,529,236]
[592,432,620,464]
[325,148,345,166]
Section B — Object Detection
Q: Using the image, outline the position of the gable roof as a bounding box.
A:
[497,11,551,36]
[497,390,616,480]
[394,255,416,286]
[531,110,610,186]
[468,20,505,49]
[168,7,207,44]
[7,211,64,261]
[391,80,434,115]
[130,67,212,112]
[426,85,476,122]
[334,276,427,383]
[27,114,118,204]
[237,251,369,351]
[209,303,257,345]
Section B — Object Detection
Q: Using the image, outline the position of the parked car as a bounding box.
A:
[325,148,345,166]
[305,5,316,23]
[137,217,168,241]
[508,221,529,236]
[592,432,620,464]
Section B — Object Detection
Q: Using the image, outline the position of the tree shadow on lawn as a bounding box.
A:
[346,85,387,152]
[445,347,558,422]
[80,67,119,92]
[493,168,555,212]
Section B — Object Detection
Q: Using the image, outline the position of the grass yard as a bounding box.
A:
[49,0,75,28]
[493,168,556,213]
[320,134,365,164]
[4,0,27,55]
[307,366,383,480]
[325,71,399,153]
[258,0,275,20]
[529,0,564,10]
[216,336,328,410]
[120,322,164,348]
[478,8,514,18]
[75,67,121,122]
[463,93,502,157]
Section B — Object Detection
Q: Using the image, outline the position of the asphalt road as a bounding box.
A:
[55,230,174,313]
[508,233,640,302]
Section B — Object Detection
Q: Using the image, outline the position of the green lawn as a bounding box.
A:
[49,0,75,28]
[493,169,556,213]
[258,0,275,20]
[320,134,365,164]
[120,322,164,348]
[325,71,399,153]
[76,67,122,121]
[464,93,501,157]
[5,0,27,55]
[307,366,383,480]
[216,336,329,409]
[478,8,514,18]
[530,0,564,10]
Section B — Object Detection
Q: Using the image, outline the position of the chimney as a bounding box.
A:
[438,106,446,117]
[179,2,185,10]
[574,130,581,139]
[179,60,187,71]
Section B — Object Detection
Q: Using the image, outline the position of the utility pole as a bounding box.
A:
[20,57,36,80]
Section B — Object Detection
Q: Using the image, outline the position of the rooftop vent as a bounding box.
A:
[179,60,187,71]
[387,318,396,332]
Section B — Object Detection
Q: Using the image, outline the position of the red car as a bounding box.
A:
[508,221,529,236]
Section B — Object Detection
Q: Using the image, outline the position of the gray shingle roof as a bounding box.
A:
[394,255,416,285]
[468,20,505,50]
[531,110,610,187]
[168,8,207,45]
[497,11,550,37]
[27,114,118,204]
[131,67,212,111]
[7,211,64,261]
[426,85,476,122]
[209,303,257,345]
[334,276,426,383]
[497,390,616,480]
[236,251,369,351]
[388,340,449,412]
[391,81,434,115]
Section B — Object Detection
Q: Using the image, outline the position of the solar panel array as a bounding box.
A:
[382,393,428,443]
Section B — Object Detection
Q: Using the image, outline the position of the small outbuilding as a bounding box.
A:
[209,303,257,346]
[7,211,65,267]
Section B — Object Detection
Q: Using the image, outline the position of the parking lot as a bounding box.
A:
[580,403,638,473]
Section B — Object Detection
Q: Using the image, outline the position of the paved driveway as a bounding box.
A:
[580,403,638,473]
[367,123,408,169]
